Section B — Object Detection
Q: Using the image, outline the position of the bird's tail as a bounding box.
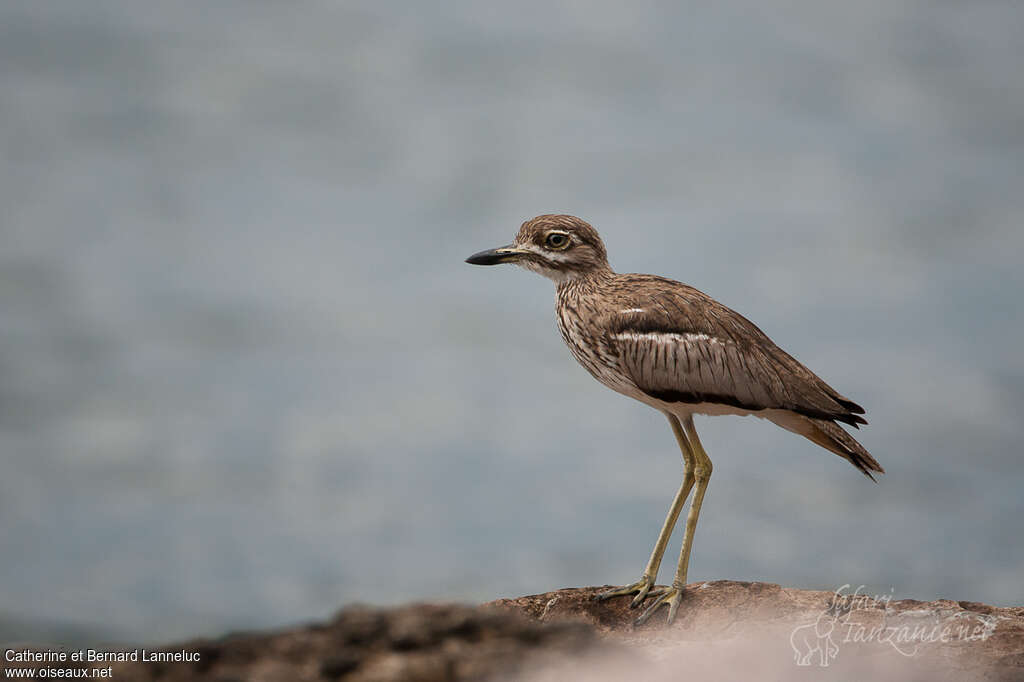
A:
[770,413,885,481]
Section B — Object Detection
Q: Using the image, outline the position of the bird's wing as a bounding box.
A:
[603,277,866,426]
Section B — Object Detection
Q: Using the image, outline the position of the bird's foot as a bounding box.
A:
[593,575,657,609]
[634,584,684,626]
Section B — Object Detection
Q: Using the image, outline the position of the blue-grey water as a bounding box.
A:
[1,1,1022,643]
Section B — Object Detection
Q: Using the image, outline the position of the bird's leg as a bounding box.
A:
[595,413,695,607]
[637,415,712,625]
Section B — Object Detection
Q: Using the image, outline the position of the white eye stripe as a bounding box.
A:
[517,242,570,259]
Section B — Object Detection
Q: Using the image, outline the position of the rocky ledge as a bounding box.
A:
[2,581,1021,681]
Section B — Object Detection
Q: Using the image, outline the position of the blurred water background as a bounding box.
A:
[1,1,1022,643]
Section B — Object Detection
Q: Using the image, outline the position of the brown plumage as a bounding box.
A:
[558,273,881,478]
[467,214,883,624]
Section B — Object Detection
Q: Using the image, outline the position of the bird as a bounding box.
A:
[465,214,883,625]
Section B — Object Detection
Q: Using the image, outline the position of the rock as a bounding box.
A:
[106,603,606,682]
[2,583,1020,681]
[493,581,1024,681]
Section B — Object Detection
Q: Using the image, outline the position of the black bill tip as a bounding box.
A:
[465,245,521,265]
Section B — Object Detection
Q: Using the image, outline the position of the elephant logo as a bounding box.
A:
[790,611,840,667]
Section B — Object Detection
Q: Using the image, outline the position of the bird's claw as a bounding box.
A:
[593,576,656,608]
[634,585,684,625]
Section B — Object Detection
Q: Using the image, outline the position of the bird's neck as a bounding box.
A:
[556,266,615,294]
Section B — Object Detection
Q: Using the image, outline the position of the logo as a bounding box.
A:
[789,584,1000,667]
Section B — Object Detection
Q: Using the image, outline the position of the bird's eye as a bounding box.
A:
[544,232,570,250]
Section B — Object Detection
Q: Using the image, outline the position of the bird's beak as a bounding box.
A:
[465,244,529,265]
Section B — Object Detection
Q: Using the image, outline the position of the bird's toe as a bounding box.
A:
[593,576,657,605]
[634,586,684,626]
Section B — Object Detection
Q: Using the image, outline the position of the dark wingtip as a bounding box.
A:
[837,397,866,415]
[835,413,869,428]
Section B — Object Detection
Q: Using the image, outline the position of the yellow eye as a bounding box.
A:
[544,232,570,249]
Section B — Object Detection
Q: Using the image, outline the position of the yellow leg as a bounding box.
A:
[595,413,695,607]
[637,414,713,625]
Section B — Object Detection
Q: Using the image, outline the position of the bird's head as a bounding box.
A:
[465,214,610,282]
